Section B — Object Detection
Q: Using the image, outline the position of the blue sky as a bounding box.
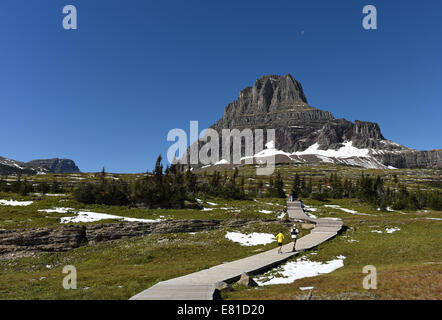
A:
[0,0,441,173]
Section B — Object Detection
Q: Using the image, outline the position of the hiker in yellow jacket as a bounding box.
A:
[276,231,285,254]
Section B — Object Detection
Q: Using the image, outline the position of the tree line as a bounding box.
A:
[1,156,440,211]
[290,172,441,211]
[72,156,288,208]
[0,176,64,196]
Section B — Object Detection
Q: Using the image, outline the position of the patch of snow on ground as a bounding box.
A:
[324,204,374,216]
[299,286,314,291]
[202,208,213,211]
[372,227,400,234]
[303,205,317,212]
[0,199,33,206]
[225,231,275,246]
[32,193,67,197]
[385,227,400,234]
[266,202,281,206]
[206,202,217,206]
[255,255,346,286]
[302,205,318,218]
[425,218,442,221]
[277,212,286,219]
[60,211,162,224]
[38,207,75,214]
[259,210,272,214]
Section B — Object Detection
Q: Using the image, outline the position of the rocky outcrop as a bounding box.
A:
[374,149,442,169]
[184,74,440,169]
[0,225,86,258]
[85,220,221,243]
[0,219,290,259]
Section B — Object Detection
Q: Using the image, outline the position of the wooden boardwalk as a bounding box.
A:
[130,200,342,300]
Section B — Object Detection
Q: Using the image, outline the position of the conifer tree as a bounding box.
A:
[291,173,301,198]
[273,170,286,198]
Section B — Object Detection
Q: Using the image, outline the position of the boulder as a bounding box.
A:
[236,273,258,287]
[214,281,232,291]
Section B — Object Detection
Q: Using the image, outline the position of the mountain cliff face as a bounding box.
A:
[0,157,80,175]
[189,74,441,169]
[26,159,80,174]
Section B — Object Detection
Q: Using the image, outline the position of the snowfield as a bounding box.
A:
[225,231,275,246]
[0,199,33,206]
[425,217,442,221]
[255,255,346,286]
[303,204,317,212]
[214,159,229,165]
[228,140,398,169]
[37,207,162,224]
[293,141,370,158]
[38,207,75,214]
[324,204,375,216]
[241,140,291,160]
[60,211,162,224]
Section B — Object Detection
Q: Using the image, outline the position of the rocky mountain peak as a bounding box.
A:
[227,74,310,119]
[186,73,441,169]
[253,73,308,105]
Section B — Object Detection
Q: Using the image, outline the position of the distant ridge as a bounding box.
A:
[0,156,80,175]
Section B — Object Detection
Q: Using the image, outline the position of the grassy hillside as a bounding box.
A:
[0,163,440,299]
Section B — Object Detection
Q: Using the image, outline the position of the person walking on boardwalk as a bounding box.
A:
[276,231,285,254]
[291,224,299,252]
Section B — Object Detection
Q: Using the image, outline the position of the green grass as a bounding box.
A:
[0,164,440,299]
[0,191,289,230]
[0,223,290,299]
[222,208,442,300]
[1,195,439,299]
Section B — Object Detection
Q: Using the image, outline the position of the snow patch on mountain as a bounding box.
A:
[293,141,370,158]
